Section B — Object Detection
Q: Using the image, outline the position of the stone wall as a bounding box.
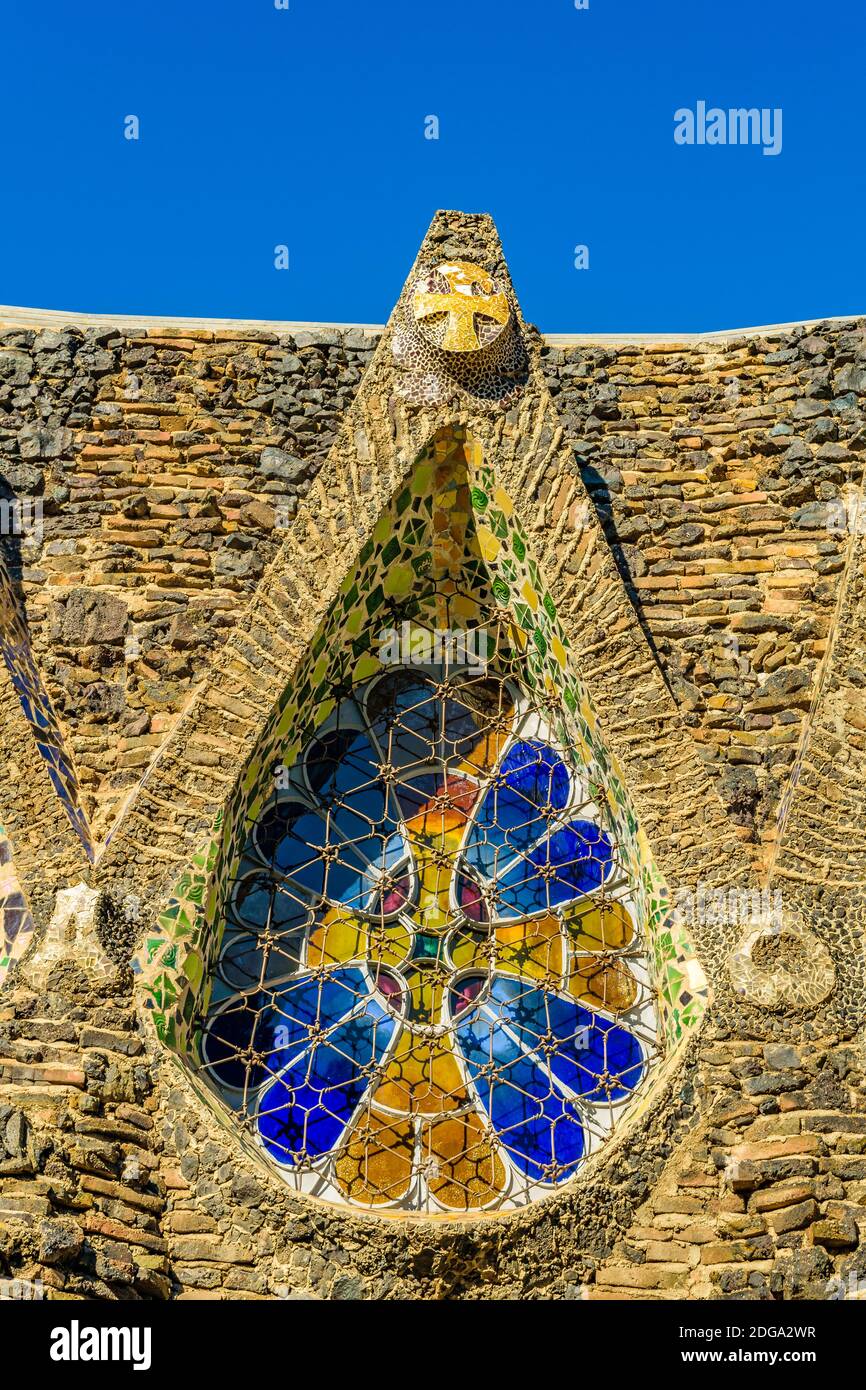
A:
[1,210,864,1301]
[3,313,862,856]
[541,324,866,874]
[0,324,375,840]
[3,947,864,1300]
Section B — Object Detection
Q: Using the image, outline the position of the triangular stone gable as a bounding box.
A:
[5,211,826,1017]
[4,244,862,883]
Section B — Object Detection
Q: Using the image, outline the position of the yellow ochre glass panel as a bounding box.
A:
[373,1025,468,1115]
[336,1110,414,1205]
[307,909,366,968]
[564,899,635,952]
[570,955,638,1013]
[494,916,566,981]
[423,1112,506,1210]
[307,910,412,970]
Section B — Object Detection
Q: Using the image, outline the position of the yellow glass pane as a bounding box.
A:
[308,910,412,971]
[495,916,565,981]
[564,899,635,952]
[448,925,489,970]
[335,1109,414,1206]
[402,821,465,936]
[307,908,366,967]
[570,954,638,1012]
[422,1112,506,1210]
[373,1025,468,1115]
[403,969,444,1030]
[365,918,413,969]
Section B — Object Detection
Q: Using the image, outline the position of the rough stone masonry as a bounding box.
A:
[0,210,865,1299]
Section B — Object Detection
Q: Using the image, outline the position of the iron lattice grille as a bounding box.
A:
[196,628,658,1214]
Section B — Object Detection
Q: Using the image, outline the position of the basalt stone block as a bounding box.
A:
[810,1217,858,1249]
[49,589,128,646]
[259,445,310,482]
[17,424,73,459]
[765,1198,819,1234]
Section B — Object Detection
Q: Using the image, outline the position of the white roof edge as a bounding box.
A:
[544,314,863,345]
[0,303,861,344]
[0,306,385,334]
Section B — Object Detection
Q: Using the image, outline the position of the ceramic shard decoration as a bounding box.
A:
[0,558,93,859]
[0,826,34,987]
[413,261,511,353]
[394,260,526,407]
[138,427,706,1215]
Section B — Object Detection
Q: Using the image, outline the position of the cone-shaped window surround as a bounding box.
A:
[141,427,706,1215]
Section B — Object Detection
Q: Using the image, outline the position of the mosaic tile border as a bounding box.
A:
[0,558,93,860]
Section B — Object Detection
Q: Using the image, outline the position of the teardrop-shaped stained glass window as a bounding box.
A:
[176,427,705,1215]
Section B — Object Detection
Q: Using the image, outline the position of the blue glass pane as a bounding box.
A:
[499,740,570,814]
[219,927,304,991]
[270,966,371,1041]
[201,993,276,1093]
[305,728,409,898]
[271,884,308,931]
[329,787,388,842]
[367,673,439,773]
[494,819,613,918]
[226,876,306,936]
[257,993,396,1164]
[481,975,644,1102]
[463,741,570,878]
[454,987,585,1182]
[307,728,397,845]
[306,727,380,805]
[228,872,284,931]
[202,965,378,1101]
[323,841,385,911]
[253,801,331,895]
[251,797,407,915]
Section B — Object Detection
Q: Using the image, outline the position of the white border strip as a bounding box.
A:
[0,304,861,346]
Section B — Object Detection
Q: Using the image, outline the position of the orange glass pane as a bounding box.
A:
[405,805,469,844]
[570,954,638,1012]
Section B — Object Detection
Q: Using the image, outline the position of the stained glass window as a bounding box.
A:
[146,430,705,1213]
[197,649,657,1212]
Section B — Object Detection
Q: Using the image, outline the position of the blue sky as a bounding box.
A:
[1,0,863,331]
